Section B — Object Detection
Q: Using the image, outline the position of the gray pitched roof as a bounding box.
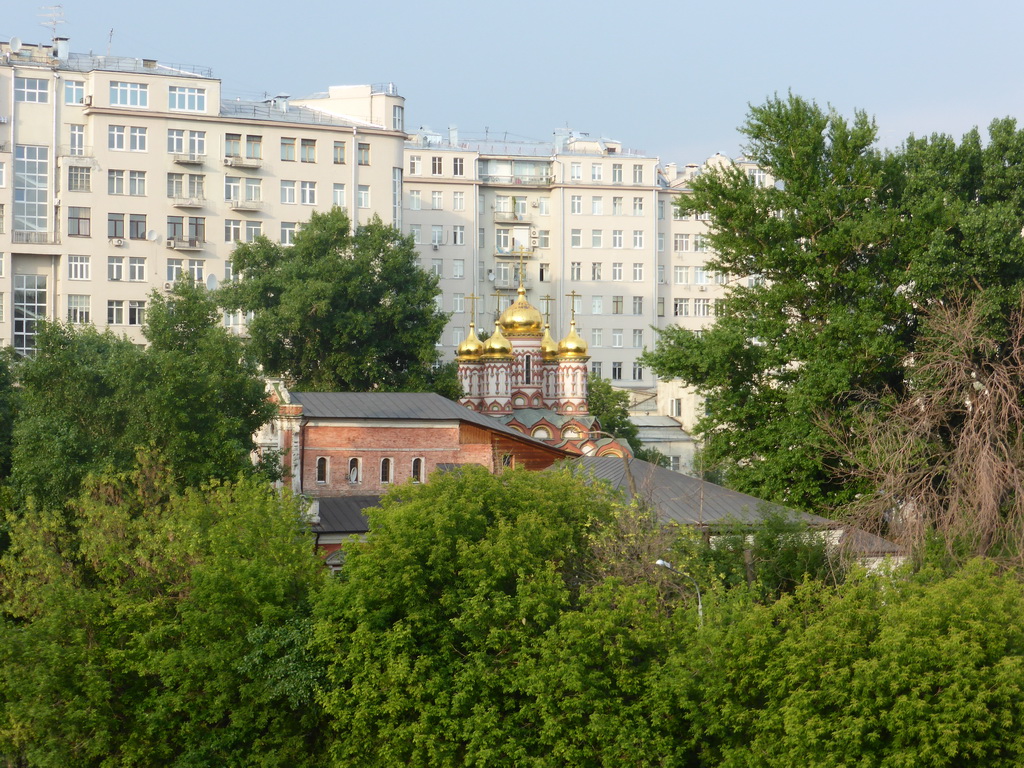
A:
[289,391,565,451]
[572,455,836,527]
[313,495,381,534]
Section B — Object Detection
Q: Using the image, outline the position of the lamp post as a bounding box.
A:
[587,429,638,498]
[655,559,703,627]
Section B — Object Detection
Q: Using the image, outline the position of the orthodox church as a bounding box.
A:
[456,286,630,457]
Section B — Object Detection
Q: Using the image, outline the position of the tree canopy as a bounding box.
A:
[219,208,456,395]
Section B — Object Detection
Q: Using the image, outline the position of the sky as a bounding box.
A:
[5,1,1024,164]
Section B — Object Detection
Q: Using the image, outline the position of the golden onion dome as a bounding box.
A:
[481,323,513,359]
[540,324,559,361]
[557,320,589,359]
[498,286,544,337]
[456,323,485,361]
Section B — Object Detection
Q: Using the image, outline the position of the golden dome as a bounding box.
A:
[498,286,543,337]
[557,320,589,359]
[540,324,559,361]
[481,323,513,359]
[456,323,485,361]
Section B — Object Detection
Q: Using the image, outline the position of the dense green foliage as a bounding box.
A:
[8,282,275,510]
[642,94,1024,512]
[0,468,326,766]
[219,208,456,395]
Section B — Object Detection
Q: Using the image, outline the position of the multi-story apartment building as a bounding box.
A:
[0,37,406,352]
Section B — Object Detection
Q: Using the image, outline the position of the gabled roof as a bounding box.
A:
[572,455,835,527]
[313,495,381,535]
[289,391,569,454]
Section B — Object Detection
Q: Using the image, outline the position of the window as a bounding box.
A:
[658,264,666,283]
[409,155,421,175]
[15,77,48,103]
[612,362,622,380]
[129,257,145,281]
[13,275,45,355]
[431,226,443,246]
[658,200,665,220]
[246,135,262,159]
[410,225,421,243]
[748,168,767,187]
[592,328,603,347]
[570,262,581,281]
[348,458,361,483]
[295,138,315,163]
[167,258,183,281]
[68,207,91,237]
[380,458,393,484]
[612,262,623,281]
[694,298,711,317]
[612,296,623,315]
[129,127,147,151]
[658,297,665,316]
[592,164,603,181]
[592,262,602,281]
[281,138,296,161]
[225,133,241,157]
[300,181,317,205]
[68,254,90,279]
[128,300,146,326]
[108,257,124,281]
[538,230,550,248]
[570,162,582,181]
[67,295,90,324]
[245,221,262,242]
[281,222,296,245]
[127,171,146,196]
[280,181,296,204]
[571,229,582,248]
[694,267,707,285]
[108,170,125,195]
[633,197,644,215]
[357,143,370,165]
[107,300,124,325]
[612,163,623,183]
[316,457,328,483]
[674,234,689,252]
[357,185,370,208]
[633,362,644,381]
[168,86,205,111]
[453,157,465,176]
[612,230,623,249]
[225,219,241,242]
[571,195,582,215]
[670,398,682,418]
[452,191,465,211]
[188,217,205,242]
[392,104,404,131]
[129,214,146,239]
[431,156,443,175]
[243,177,261,203]
[109,126,126,151]
[108,213,125,239]
[633,230,644,249]
[592,196,603,216]
[633,329,644,348]
[592,296,604,314]
[411,458,424,483]
[65,80,85,105]
[538,197,550,215]
[69,125,85,156]
[407,190,422,211]
[633,164,643,184]
[453,225,465,245]
[633,296,644,314]
[167,129,184,154]
[633,262,644,281]
[453,259,465,279]
[188,259,204,281]
[431,191,443,210]
[591,361,603,376]
[110,81,147,107]
[188,131,205,155]
[674,298,689,317]
[612,197,623,215]
[539,262,549,282]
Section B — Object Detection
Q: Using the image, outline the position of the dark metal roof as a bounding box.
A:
[313,495,381,534]
[572,455,835,527]
[289,392,567,452]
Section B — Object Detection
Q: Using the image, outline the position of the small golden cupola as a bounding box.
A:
[540,324,559,361]
[481,322,514,359]
[456,323,485,361]
[498,286,544,337]
[557,320,589,359]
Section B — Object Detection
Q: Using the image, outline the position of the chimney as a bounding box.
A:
[54,37,69,60]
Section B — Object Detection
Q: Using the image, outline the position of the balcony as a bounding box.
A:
[12,230,57,245]
[166,237,204,251]
[228,198,264,212]
[480,174,552,186]
[171,197,205,209]
[223,155,263,169]
[493,211,531,224]
[172,153,205,166]
[494,246,536,259]
[491,275,532,290]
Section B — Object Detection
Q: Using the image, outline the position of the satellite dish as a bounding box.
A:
[205,274,218,291]
[9,37,22,53]
[145,229,159,241]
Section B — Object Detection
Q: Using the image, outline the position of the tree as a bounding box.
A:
[586,374,668,466]
[9,282,275,510]
[219,208,452,394]
[0,467,327,766]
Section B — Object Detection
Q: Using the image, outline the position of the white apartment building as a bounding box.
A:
[0,37,406,352]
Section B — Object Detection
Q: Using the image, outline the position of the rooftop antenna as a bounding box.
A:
[106,27,113,56]
[39,5,66,43]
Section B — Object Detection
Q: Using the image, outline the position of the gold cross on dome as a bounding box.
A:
[565,290,580,323]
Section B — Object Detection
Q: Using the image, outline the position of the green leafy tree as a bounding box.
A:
[0,467,327,766]
[9,282,275,510]
[219,208,452,394]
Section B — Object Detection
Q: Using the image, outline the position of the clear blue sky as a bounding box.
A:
[5,1,1023,164]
